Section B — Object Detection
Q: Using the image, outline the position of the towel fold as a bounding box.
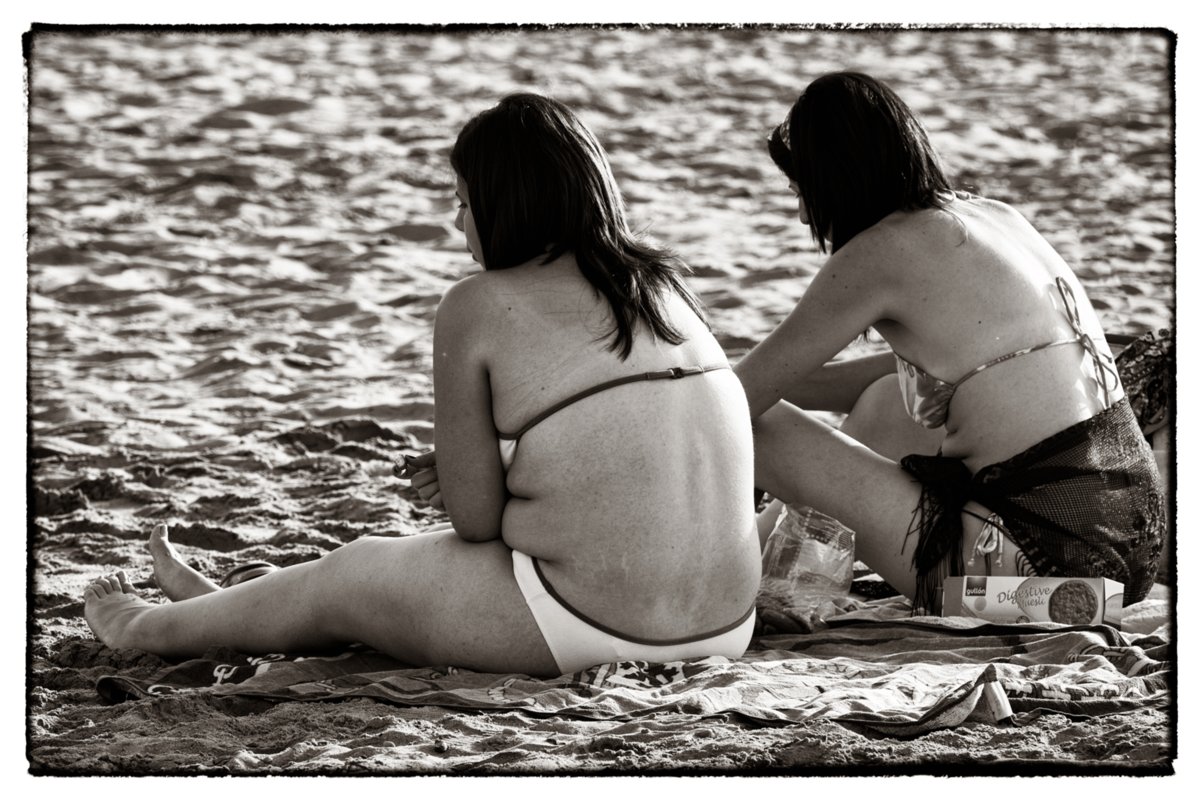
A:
[96,594,1170,739]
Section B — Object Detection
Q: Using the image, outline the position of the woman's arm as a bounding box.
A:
[735,231,899,419]
[777,351,897,414]
[431,276,508,542]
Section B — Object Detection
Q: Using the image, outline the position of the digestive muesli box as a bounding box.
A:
[941,576,1124,629]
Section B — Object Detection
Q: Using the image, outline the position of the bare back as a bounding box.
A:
[445,255,760,640]
[858,196,1122,469]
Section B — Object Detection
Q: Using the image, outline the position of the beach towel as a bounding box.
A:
[95,589,1171,740]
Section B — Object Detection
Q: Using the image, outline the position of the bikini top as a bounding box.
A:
[895,277,1120,429]
[497,362,731,446]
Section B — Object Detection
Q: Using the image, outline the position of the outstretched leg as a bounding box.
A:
[84,571,155,647]
[83,530,558,676]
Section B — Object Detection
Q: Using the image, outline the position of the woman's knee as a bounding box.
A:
[841,375,901,443]
[304,536,412,633]
[841,374,941,459]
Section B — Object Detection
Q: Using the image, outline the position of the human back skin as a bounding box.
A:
[436,253,761,642]
[862,194,1121,472]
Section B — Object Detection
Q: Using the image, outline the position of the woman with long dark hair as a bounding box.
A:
[738,72,1164,612]
[83,94,761,675]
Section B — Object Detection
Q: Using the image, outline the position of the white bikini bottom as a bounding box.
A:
[511,550,755,675]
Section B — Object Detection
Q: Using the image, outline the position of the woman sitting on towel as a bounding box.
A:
[738,72,1164,612]
[83,93,761,676]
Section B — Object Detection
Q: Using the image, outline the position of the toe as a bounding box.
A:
[117,571,135,594]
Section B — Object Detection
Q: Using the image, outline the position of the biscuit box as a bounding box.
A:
[941,576,1124,629]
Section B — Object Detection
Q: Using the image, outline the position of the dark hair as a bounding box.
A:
[768,72,954,253]
[450,93,706,359]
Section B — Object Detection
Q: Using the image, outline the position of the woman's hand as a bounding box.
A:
[396,450,443,509]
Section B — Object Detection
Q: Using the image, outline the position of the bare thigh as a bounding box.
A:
[130,529,559,673]
[840,374,943,460]
[317,531,558,675]
[839,376,1018,577]
[752,397,995,602]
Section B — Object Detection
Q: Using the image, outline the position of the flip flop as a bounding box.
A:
[219,561,279,588]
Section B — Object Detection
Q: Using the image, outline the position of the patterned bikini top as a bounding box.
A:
[895,277,1120,429]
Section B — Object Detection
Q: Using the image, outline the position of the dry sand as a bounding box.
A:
[24,26,1175,775]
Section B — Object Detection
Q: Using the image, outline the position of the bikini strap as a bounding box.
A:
[949,338,1081,388]
[531,557,755,646]
[497,362,731,442]
[1055,276,1120,406]
[950,278,1120,402]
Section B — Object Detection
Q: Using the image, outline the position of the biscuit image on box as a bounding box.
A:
[1047,579,1099,624]
[941,576,1123,628]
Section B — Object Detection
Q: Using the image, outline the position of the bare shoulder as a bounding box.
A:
[440,270,493,307]
[434,272,513,360]
[851,197,1031,263]
[437,271,511,324]
[828,208,940,279]
[941,194,1051,240]
[965,194,1024,217]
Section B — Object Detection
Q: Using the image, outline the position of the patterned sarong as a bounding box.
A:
[900,398,1165,614]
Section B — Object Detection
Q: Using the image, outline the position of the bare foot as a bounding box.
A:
[149,524,220,601]
[83,571,154,650]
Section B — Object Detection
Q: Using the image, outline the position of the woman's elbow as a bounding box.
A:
[453,522,501,543]
[445,502,504,543]
[439,479,505,541]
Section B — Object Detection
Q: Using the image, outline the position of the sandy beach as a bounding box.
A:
[24,25,1175,775]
